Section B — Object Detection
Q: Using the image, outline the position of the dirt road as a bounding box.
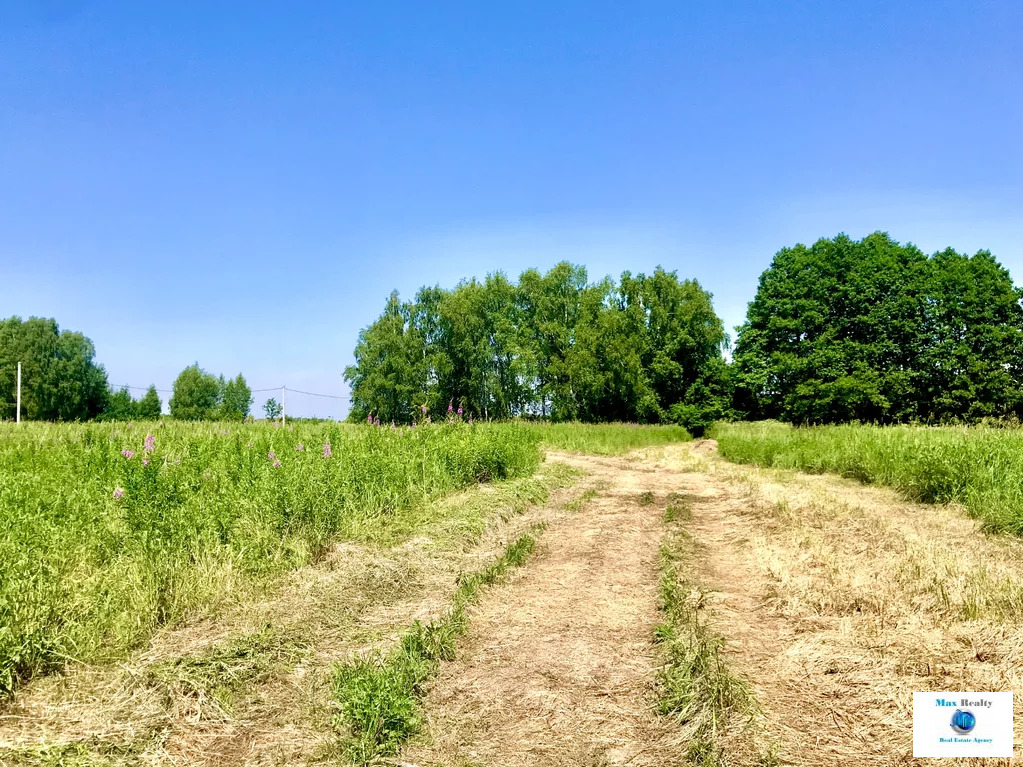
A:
[404,443,1023,766]
[402,451,684,766]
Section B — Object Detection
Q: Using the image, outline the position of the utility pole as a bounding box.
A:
[281,385,286,426]
[16,362,21,423]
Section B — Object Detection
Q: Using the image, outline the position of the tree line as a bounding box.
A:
[347,233,1023,428]
[6,232,1023,428]
[0,317,253,422]
[343,263,731,433]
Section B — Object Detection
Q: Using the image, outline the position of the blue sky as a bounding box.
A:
[1,1,1020,419]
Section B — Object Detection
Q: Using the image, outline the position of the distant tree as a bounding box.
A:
[169,363,221,420]
[433,275,531,420]
[0,316,109,421]
[137,385,162,419]
[344,263,730,430]
[518,263,588,418]
[101,386,138,421]
[344,290,427,423]
[219,374,252,420]
[263,397,282,421]
[732,233,926,423]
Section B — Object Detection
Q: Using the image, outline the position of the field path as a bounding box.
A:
[406,442,1023,766]
[402,450,687,766]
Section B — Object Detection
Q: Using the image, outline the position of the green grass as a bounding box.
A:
[521,421,692,455]
[331,527,545,763]
[656,493,767,766]
[0,739,150,767]
[713,420,1023,534]
[0,420,541,696]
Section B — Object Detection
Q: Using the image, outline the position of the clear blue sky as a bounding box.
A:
[1,2,1020,419]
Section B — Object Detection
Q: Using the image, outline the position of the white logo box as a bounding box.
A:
[913,692,1013,758]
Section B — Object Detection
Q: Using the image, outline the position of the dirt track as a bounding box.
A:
[404,443,1023,766]
[403,451,684,766]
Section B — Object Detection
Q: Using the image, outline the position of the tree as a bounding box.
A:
[263,397,282,421]
[917,249,1023,420]
[518,262,588,418]
[169,363,221,420]
[0,316,108,421]
[137,385,162,419]
[344,291,427,423]
[219,374,252,420]
[732,232,1023,424]
[101,387,137,421]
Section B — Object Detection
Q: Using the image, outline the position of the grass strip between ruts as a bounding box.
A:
[655,492,778,766]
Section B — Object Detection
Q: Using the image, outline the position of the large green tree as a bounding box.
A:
[137,385,163,419]
[344,291,427,424]
[626,268,732,432]
[219,374,252,420]
[917,249,1023,420]
[733,232,1023,423]
[0,316,108,421]
[169,364,221,420]
[518,263,588,419]
[100,387,137,421]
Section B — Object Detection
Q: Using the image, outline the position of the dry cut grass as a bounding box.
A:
[663,442,1023,766]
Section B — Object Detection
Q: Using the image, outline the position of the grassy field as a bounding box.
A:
[7,419,1013,765]
[526,421,692,455]
[0,420,540,695]
[714,420,1023,533]
[0,419,695,698]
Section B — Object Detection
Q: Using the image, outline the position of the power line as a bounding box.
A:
[284,387,347,400]
[112,383,345,400]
